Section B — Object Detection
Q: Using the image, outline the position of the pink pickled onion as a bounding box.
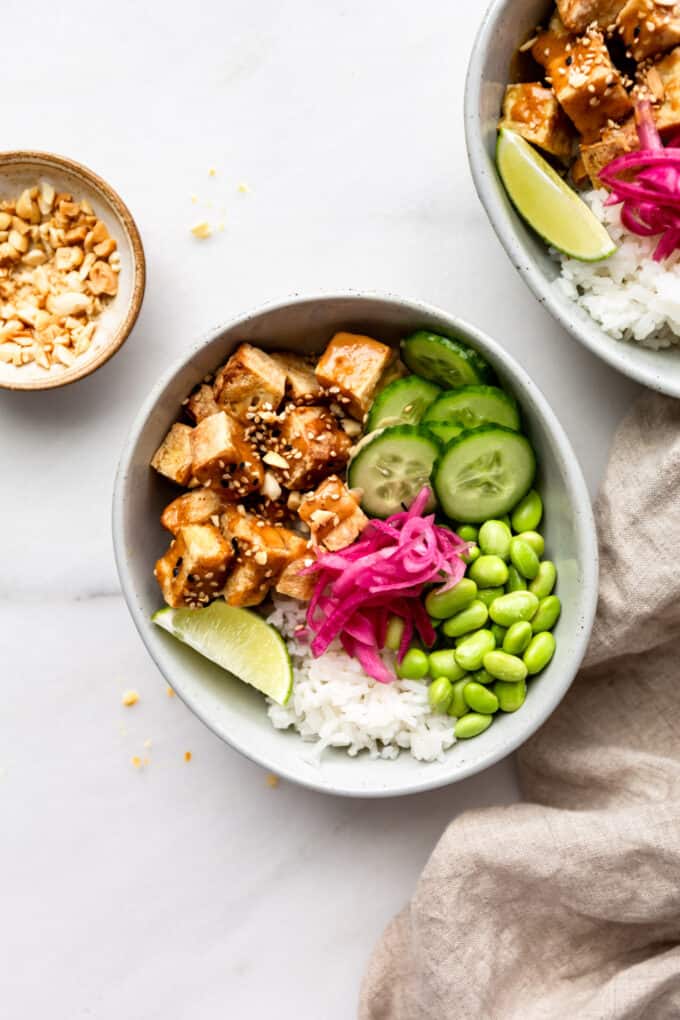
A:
[302,487,468,684]
[600,100,680,262]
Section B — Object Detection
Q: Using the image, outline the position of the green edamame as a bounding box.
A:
[510,537,540,580]
[489,591,539,627]
[478,520,512,561]
[500,514,512,530]
[454,713,493,739]
[469,669,494,686]
[455,629,496,672]
[494,678,527,713]
[428,649,466,683]
[469,555,509,589]
[462,544,480,565]
[490,624,507,646]
[531,595,562,633]
[503,620,533,655]
[524,632,556,675]
[517,531,545,557]
[511,489,543,533]
[457,525,479,543]
[464,681,499,714]
[506,565,526,593]
[442,600,489,638]
[447,679,469,718]
[428,676,453,713]
[483,650,528,684]
[396,648,429,680]
[529,561,557,599]
[477,587,505,609]
[385,615,405,652]
[426,578,477,620]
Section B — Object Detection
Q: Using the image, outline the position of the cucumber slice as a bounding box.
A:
[424,386,520,432]
[401,331,492,389]
[366,376,441,431]
[433,426,536,523]
[424,419,466,444]
[348,425,441,518]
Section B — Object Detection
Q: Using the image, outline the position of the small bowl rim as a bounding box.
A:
[464,1,680,399]
[112,290,599,797]
[0,149,146,392]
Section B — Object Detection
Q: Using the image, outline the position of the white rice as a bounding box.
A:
[555,189,680,349]
[265,596,456,763]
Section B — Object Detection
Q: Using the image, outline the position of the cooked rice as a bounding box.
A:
[266,596,456,763]
[555,189,680,349]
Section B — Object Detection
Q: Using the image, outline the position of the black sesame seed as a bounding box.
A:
[565,55,573,65]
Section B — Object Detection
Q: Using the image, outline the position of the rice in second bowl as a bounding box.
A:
[555,190,680,350]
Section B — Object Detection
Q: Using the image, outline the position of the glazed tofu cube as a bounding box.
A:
[651,47,680,134]
[150,423,194,486]
[298,475,367,551]
[270,351,323,404]
[275,559,317,601]
[500,83,574,162]
[557,0,625,32]
[214,343,287,423]
[315,332,393,419]
[160,489,226,535]
[580,117,639,184]
[186,383,220,424]
[270,406,353,490]
[533,19,632,140]
[154,524,233,608]
[617,1,680,63]
[220,508,307,606]
[190,411,264,499]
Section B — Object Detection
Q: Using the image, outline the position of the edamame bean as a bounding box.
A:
[494,679,527,713]
[426,578,478,620]
[469,669,494,686]
[385,615,405,652]
[442,600,489,638]
[524,632,556,675]
[511,489,543,533]
[462,544,480,565]
[428,649,467,683]
[518,531,545,557]
[503,620,533,655]
[455,629,496,672]
[454,713,493,739]
[510,537,540,580]
[457,525,479,543]
[464,681,499,714]
[478,520,512,561]
[428,676,453,714]
[531,595,561,633]
[477,587,505,609]
[396,648,429,680]
[483,650,528,684]
[490,624,507,646]
[447,679,469,718]
[500,514,512,530]
[506,565,526,593]
[489,591,539,627]
[469,555,509,589]
[529,561,557,599]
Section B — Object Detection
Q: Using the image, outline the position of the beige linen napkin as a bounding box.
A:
[360,392,680,1020]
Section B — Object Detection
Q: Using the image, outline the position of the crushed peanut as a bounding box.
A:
[184,750,192,762]
[191,220,212,239]
[121,689,140,707]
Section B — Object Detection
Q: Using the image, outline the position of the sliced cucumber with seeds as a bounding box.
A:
[424,419,466,444]
[366,376,441,432]
[424,386,520,432]
[348,425,441,518]
[401,331,492,389]
[433,426,536,523]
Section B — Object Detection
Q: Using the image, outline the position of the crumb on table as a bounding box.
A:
[121,689,140,707]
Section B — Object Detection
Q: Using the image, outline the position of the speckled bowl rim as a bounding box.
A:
[464,2,680,399]
[112,291,599,798]
[0,150,146,392]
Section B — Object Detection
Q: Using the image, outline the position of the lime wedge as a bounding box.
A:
[496,128,616,262]
[153,601,293,705]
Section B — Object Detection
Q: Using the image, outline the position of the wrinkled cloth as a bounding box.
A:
[360,393,680,1020]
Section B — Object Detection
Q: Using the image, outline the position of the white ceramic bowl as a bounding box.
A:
[113,294,598,798]
[465,0,680,398]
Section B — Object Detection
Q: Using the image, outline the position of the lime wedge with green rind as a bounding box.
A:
[153,601,293,705]
[496,128,616,263]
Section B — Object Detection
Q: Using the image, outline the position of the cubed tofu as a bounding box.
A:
[500,83,574,162]
[298,475,367,551]
[186,383,220,424]
[651,47,680,134]
[315,332,393,419]
[190,411,264,499]
[270,406,353,490]
[275,558,317,601]
[557,0,625,32]
[270,351,323,404]
[580,117,639,184]
[214,343,287,423]
[154,524,233,608]
[533,18,632,140]
[220,507,307,606]
[617,1,680,63]
[160,489,226,535]
[150,423,194,486]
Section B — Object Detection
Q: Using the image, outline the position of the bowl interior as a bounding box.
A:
[465,0,680,397]
[0,153,143,390]
[114,295,598,797]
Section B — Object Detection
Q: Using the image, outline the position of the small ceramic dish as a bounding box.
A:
[113,293,599,799]
[0,151,145,392]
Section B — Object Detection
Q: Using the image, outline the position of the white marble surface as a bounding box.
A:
[1,2,641,1017]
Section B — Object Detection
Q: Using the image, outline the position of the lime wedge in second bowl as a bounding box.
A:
[153,601,293,705]
[496,128,616,263]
